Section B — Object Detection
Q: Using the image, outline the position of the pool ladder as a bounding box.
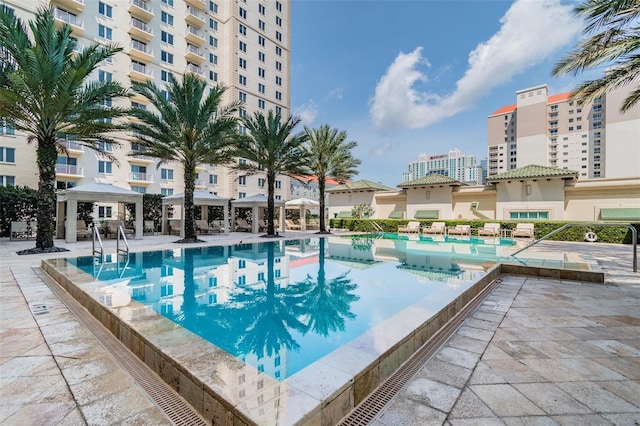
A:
[511,223,637,272]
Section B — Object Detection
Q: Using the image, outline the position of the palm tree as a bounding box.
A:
[302,125,361,233]
[552,0,640,112]
[0,7,129,251]
[235,110,309,237]
[128,73,240,242]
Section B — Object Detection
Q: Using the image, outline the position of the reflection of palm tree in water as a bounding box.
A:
[297,238,359,336]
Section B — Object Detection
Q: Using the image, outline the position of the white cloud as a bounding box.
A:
[294,100,318,125]
[371,142,391,157]
[328,88,344,100]
[370,0,582,130]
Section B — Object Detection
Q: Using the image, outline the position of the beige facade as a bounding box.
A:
[488,83,640,180]
[0,0,292,219]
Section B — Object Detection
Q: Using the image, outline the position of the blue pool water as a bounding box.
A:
[66,235,511,380]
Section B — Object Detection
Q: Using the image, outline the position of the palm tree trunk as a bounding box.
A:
[318,177,328,233]
[183,163,197,241]
[36,141,57,249]
[266,172,275,236]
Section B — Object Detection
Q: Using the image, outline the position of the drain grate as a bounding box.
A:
[29,303,50,315]
[339,278,502,426]
[493,301,512,312]
[35,268,209,426]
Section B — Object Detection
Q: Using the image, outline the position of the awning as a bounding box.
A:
[388,210,404,219]
[600,208,640,221]
[414,210,439,219]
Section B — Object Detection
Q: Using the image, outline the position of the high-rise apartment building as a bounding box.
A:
[487,83,640,179]
[0,0,292,207]
[402,148,482,185]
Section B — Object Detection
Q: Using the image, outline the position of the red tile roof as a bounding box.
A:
[548,92,572,104]
[490,104,517,116]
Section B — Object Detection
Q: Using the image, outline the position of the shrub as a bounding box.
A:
[0,186,38,237]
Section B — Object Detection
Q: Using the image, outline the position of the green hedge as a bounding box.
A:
[328,218,640,244]
[0,186,38,237]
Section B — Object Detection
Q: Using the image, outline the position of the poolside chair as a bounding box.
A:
[106,220,134,238]
[195,219,216,234]
[447,224,471,236]
[398,221,420,234]
[422,222,446,235]
[285,219,301,230]
[76,220,93,240]
[513,223,535,239]
[236,218,252,232]
[478,223,501,237]
[143,220,155,235]
[169,222,181,235]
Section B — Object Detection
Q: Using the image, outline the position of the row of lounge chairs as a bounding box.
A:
[397,222,535,238]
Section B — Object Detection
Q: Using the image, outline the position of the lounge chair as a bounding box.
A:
[447,224,471,236]
[286,219,301,230]
[76,220,93,240]
[513,223,535,238]
[143,220,155,235]
[478,223,501,237]
[422,222,446,235]
[169,221,181,235]
[398,221,420,233]
[195,219,217,234]
[106,220,134,238]
[236,218,251,232]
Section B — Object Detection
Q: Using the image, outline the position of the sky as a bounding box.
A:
[289,0,592,188]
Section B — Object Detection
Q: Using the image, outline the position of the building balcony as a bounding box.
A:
[52,0,84,13]
[186,63,205,79]
[129,172,153,183]
[184,0,206,10]
[184,45,205,64]
[53,8,84,36]
[128,0,154,21]
[56,164,84,177]
[185,6,206,27]
[128,40,153,63]
[185,26,205,46]
[59,140,85,153]
[129,18,153,42]
[128,62,153,83]
[194,179,205,188]
[128,155,155,165]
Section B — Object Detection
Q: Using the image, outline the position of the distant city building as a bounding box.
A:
[0,0,292,209]
[290,176,340,201]
[487,83,640,179]
[402,148,482,185]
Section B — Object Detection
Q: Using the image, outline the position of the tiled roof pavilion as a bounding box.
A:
[325,179,395,192]
[398,173,464,188]
[487,165,579,182]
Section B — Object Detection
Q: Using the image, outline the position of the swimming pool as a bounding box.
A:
[41,235,601,425]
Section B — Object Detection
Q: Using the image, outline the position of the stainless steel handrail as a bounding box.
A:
[116,225,130,256]
[511,223,637,272]
[92,224,104,257]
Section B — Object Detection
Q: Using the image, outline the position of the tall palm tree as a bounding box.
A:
[302,125,361,233]
[552,0,640,112]
[128,73,240,242]
[235,110,309,237]
[0,7,129,251]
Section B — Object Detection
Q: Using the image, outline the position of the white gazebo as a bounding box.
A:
[161,190,229,237]
[56,183,143,243]
[285,197,320,231]
[231,194,285,234]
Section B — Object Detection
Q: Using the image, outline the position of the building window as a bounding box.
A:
[239,58,247,69]
[209,71,217,82]
[210,54,218,64]
[0,175,15,187]
[275,91,282,101]
[275,46,282,56]
[0,120,15,135]
[239,41,247,52]
[161,70,172,82]
[593,122,602,129]
[98,2,112,18]
[258,35,265,47]
[275,61,282,71]
[239,7,247,19]
[258,20,265,31]
[98,70,112,82]
[276,16,282,26]
[98,140,113,151]
[98,206,112,218]
[161,11,174,26]
[276,31,282,42]
[258,99,265,109]
[161,188,173,196]
[161,168,174,180]
[258,83,265,93]
[98,161,112,174]
[131,185,146,194]
[98,24,112,40]
[239,23,246,35]
[276,1,282,11]
[259,4,265,14]
[161,51,174,64]
[209,36,217,48]
[257,178,265,187]
[239,75,247,86]
[238,176,246,185]
[275,106,281,114]
[238,92,247,102]
[509,211,549,220]
[275,76,282,86]
[209,18,217,30]
[275,180,281,189]
[238,192,246,198]
[209,1,218,13]
[258,52,265,62]
[161,0,174,6]
[209,174,217,184]
[0,147,15,163]
[161,31,174,45]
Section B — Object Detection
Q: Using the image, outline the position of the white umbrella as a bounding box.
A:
[285,198,320,231]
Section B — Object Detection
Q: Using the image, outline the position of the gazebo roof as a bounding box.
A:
[231,194,285,206]
[162,190,228,206]
[325,179,395,193]
[285,197,320,208]
[57,182,143,202]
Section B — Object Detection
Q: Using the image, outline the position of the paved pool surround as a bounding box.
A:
[40,246,605,426]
